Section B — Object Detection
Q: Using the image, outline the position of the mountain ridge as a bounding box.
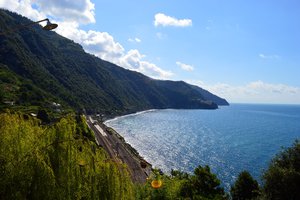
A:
[0,9,229,115]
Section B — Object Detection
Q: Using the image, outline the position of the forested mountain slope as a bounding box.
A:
[0,9,228,115]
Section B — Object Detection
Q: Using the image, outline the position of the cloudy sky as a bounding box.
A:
[1,0,300,104]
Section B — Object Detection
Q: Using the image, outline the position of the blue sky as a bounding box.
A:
[1,0,300,104]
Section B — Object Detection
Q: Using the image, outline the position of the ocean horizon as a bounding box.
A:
[105,103,300,190]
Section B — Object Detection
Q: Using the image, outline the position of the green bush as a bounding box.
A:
[230,171,260,200]
[263,140,300,200]
[136,166,227,200]
[190,165,226,199]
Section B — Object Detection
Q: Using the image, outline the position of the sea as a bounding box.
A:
[104,104,300,190]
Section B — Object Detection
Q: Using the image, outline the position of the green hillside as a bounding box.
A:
[0,112,134,200]
[1,9,299,200]
[0,9,228,116]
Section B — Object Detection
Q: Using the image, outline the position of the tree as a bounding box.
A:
[179,165,226,199]
[171,169,189,179]
[263,140,300,200]
[230,171,259,200]
[193,165,225,198]
[37,109,50,124]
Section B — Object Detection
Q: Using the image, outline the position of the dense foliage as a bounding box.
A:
[0,112,134,199]
[262,140,300,200]
[230,171,259,200]
[0,9,228,116]
[135,167,227,200]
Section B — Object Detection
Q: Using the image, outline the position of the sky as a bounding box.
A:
[1,0,300,104]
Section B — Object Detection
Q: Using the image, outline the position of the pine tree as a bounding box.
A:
[231,171,259,200]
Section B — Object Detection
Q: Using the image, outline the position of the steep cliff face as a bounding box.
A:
[0,9,228,114]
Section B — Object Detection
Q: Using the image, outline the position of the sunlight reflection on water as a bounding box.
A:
[105,104,300,190]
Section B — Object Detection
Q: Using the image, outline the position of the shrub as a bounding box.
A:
[230,171,259,200]
[263,140,300,200]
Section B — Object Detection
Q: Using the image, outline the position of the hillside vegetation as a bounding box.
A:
[1,112,299,199]
[0,112,134,199]
[0,9,228,116]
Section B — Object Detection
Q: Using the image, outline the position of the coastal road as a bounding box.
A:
[86,116,151,183]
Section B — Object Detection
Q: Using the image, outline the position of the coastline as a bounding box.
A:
[97,105,231,181]
[86,114,152,183]
[103,103,230,124]
[101,104,300,192]
[104,109,158,124]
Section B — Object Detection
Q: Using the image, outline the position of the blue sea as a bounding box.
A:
[105,104,300,190]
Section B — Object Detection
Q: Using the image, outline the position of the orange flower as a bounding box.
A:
[151,180,162,189]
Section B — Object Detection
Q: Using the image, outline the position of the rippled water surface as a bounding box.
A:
[105,104,300,189]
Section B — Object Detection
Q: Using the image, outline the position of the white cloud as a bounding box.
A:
[34,0,95,24]
[0,0,95,24]
[55,22,172,79]
[259,53,280,60]
[154,13,192,27]
[187,80,300,104]
[176,61,194,71]
[1,0,172,79]
[128,37,141,43]
[0,0,45,21]
[205,19,213,31]
[156,32,167,40]
[119,50,173,79]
